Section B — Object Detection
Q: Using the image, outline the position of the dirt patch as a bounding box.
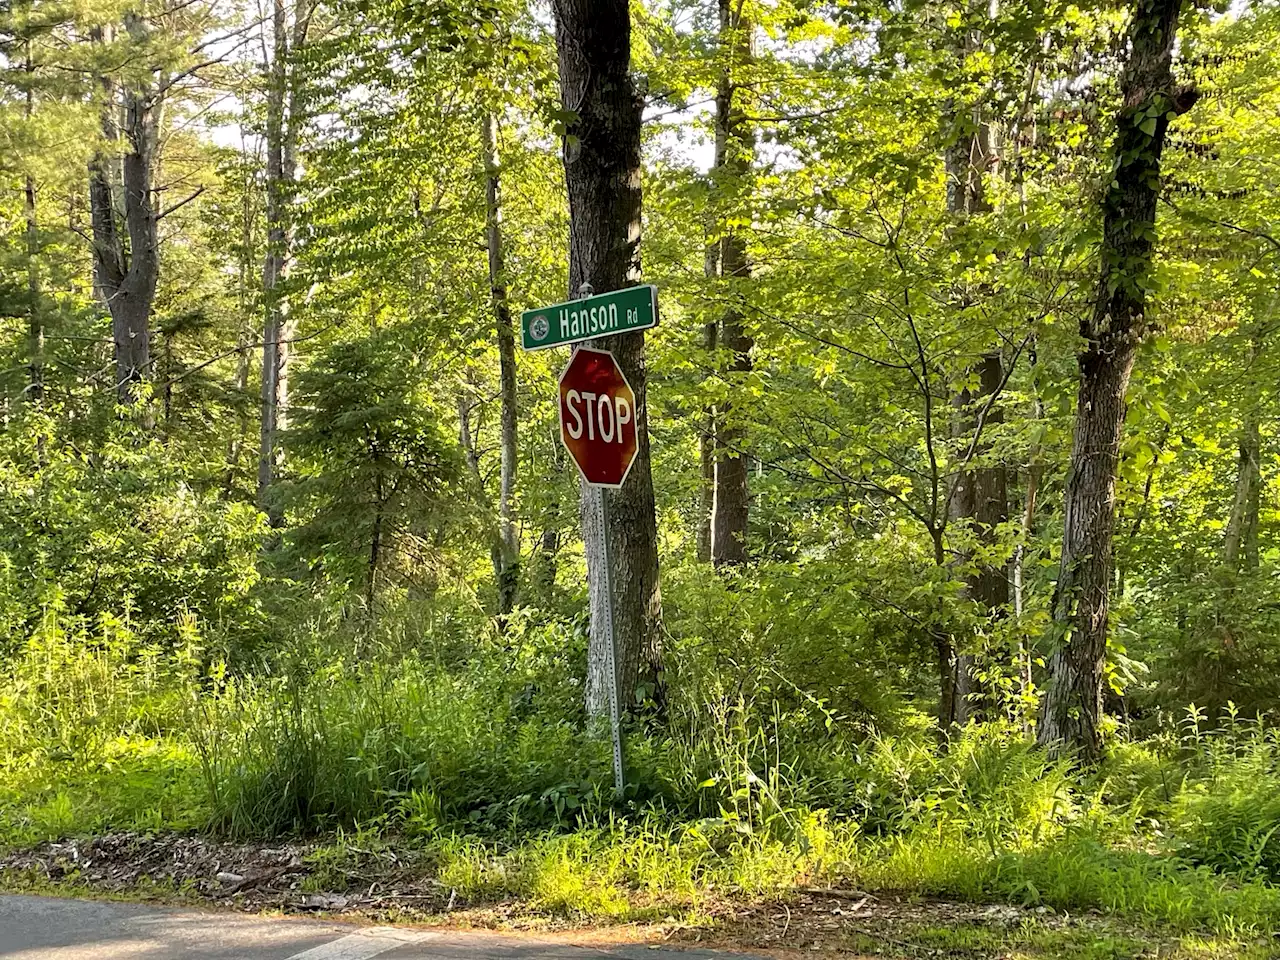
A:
[673,890,1077,955]
[0,833,451,915]
[0,834,1183,957]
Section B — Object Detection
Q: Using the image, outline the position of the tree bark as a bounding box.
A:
[696,313,716,563]
[225,337,252,496]
[258,0,291,526]
[1224,324,1262,572]
[22,28,43,406]
[367,469,383,618]
[1014,460,1039,731]
[1038,0,1193,759]
[945,22,1005,723]
[116,92,158,405]
[88,21,158,412]
[225,119,258,498]
[1013,338,1043,731]
[483,112,520,616]
[1223,407,1260,572]
[930,526,959,730]
[25,168,42,404]
[553,0,666,717]
[697,210,718,564]
[532,441,565,603]
[457,384,512,621]
[709,0,753,567]
[951,351,1008,722]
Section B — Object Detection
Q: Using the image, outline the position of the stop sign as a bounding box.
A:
[558,347,639,488]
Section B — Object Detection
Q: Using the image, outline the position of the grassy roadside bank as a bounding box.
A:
[3,826,1279,959]
[5,624,1280,958]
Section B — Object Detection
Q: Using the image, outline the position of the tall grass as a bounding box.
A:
[5,608,1280,939]
[192,660,617,837]
[1168,707,1280,882]
[0,605,208,842]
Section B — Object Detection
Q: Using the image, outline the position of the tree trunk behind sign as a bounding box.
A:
[1038,0,1193,759]
[552,0,665,717]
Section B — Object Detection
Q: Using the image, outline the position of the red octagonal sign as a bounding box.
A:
[559,347,638,488]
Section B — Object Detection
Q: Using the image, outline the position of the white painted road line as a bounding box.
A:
[285,928,439,960]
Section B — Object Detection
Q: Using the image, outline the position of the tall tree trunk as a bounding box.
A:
[116,15,158,407]
[23,32,42,406]
[1038,0,1194,759]
[1014,460,1039,731]
[709,0,753,567]
[114,116,157,402]
[367,470,383,619]
[1223,408,1260,572]
[162,332,174,431]
[697,239,718,562]
[25,169,42,404]
[930,526,959,731]
[88,27,122,305]
[258,0,290,526]
[1013,338,1043,732]
[88,21,158,413]
[1224,325,1263,572]
[457,385,510,620]
[483,112,520,616]
[951,351,1008,722]
[945,23,1006,723]
[532,442,565,603]
[553,0,665,717]
[225,337,252,496]
[225,121,257,497]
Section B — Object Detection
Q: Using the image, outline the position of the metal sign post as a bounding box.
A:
[594,485,625,798]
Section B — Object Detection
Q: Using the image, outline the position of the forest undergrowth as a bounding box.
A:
[4,605,1280,954]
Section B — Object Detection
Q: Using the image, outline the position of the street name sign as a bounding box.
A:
[521,284,658,351]
[558,347,639,489]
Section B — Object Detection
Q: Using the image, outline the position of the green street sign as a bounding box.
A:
[520,284,658,351]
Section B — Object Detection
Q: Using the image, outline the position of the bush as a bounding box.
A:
[0,415,267,661]
[1169,723,1280,881]
[195,653,618,838]
[0,610,209,843]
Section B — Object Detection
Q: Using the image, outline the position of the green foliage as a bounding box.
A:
[1168,720,1280,883]
[5,0,1280,952]
[0,414,266,656]
[283,327,462,601]
[0,610,210,844]
[196,655,614,838]
[5,599,1280,942]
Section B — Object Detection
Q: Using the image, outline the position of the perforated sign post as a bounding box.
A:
[557,346,638,798]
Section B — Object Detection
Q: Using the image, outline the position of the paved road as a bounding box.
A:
[0,894,747,960]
